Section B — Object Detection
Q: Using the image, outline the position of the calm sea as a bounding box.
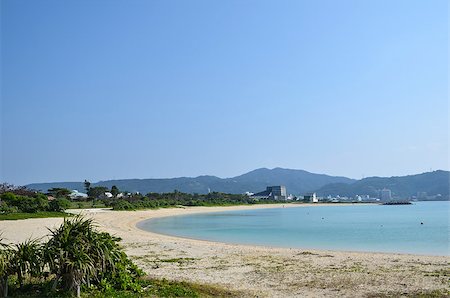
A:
[137,201,450,256]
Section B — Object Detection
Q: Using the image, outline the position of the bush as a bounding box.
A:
[111,200,135,210]
[0,192,49,213]
[48,198,71,212]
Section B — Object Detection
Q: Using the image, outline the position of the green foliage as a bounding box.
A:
[7,277,240,297]
[47,188,71,199]
[44,215,143,295]
[10,239,42,288]
[106,191,282,210]
[83,180,91,195]
[48,198,71,212]
[0,193,48,213]
[87,187,108,199]
[0,212,68,221]
[110,186,120,198]
[110,200,135,211]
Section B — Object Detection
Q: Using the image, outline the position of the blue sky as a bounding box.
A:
[1,0,448,185]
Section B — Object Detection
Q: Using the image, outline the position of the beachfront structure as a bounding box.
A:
[251,186,287,200]
[69,190,88,200]
[304,192,318,203]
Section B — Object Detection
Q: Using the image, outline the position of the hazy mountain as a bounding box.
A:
[25,167,354,195]
[25,168,449,199]
[315,170,449,198]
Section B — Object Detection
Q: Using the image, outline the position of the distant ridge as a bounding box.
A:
[25,168,450,199]
[26,167,354,195]
[315,170,449,198]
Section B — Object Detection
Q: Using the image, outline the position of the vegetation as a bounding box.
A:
[1,182,284,217]
[6,276,239,297]
[0,216,239,297]
[0,212,68,221]
[0,216,143,297]
[105,190,283,211]
[316,170,450,199]
[0,192,70,217]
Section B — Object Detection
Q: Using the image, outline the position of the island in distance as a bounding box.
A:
[26,168,449,201]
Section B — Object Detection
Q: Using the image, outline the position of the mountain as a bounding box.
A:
[25,168,355,195]
[25,168,449,199]
[314,170,450,198]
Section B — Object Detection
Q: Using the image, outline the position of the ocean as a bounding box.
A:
[137,201,449,256]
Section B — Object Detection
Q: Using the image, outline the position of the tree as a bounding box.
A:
[47,188,71,199]
[48,198,71,212]
[87,187,108,199]
[110,185,120,198]
[84,180,91,195]
[0,192,48,213]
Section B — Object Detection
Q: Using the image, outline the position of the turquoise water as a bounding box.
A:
[137,201,450,255]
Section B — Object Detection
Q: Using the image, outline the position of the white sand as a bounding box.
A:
[1,204,448,297]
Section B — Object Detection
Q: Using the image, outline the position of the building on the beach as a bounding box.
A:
[380,188,392,201]
[304,192,318,203]
[251,186,287,200]
[69,190,88,200]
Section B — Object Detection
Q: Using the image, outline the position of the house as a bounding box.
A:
[69,190,88,200]
[101,192,114,199]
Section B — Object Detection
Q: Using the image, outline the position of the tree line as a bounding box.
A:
[0,184,70,214]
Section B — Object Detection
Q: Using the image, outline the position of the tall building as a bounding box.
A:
[251,186,287,200]
[268,186,287,200]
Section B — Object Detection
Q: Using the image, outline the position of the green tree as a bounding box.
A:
[48,198,71,212]
[47,188,71,199]
[84,180,91,195]
[0,193,48,213]
[87,187,108,199]
[110,185,120,197]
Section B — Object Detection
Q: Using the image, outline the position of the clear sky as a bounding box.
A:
[1,0,448,185]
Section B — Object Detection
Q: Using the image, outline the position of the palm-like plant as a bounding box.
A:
[11,238,43,288]
[44,215,97,297]
[0,237,12,298]
[44,215,140,297]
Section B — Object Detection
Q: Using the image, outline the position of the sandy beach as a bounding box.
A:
[0,204,448,297]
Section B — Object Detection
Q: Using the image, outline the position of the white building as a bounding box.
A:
[304,192,318,203]
[69,190,88,200]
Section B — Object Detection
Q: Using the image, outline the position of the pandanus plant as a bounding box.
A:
[11,238,43,289]
[44,215,130,297]
[0,239,11,298]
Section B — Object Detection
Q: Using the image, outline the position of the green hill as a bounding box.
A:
[315,170,449,199]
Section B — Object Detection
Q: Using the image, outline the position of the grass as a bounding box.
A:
[366,289,450,298]
[8,277,240,297]
[160,258,196,263]
[0,211,69,220]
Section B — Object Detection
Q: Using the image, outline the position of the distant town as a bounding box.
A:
[245,185,444,203]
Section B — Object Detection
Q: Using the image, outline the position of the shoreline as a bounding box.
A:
[1,203,448,297]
